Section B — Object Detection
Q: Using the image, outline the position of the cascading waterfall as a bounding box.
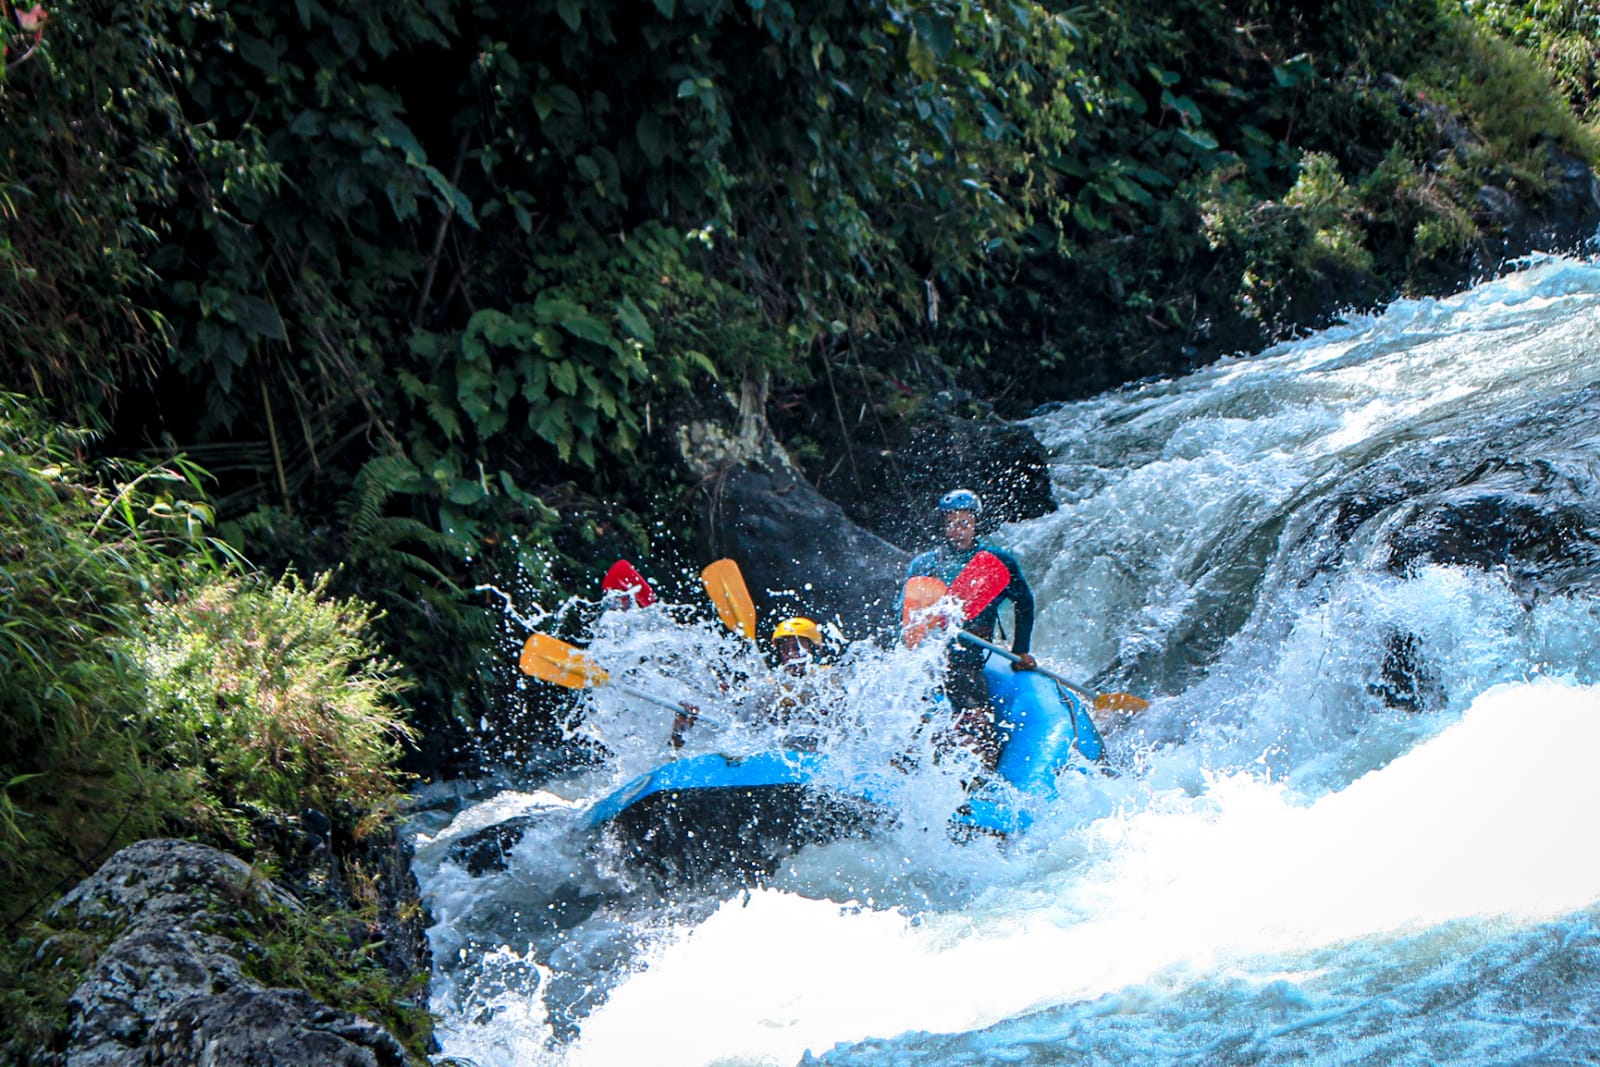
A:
[411,253,1600,1066]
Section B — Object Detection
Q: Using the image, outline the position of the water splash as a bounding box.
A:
[414,254,1600,1066]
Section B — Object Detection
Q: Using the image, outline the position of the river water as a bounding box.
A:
[411,253,1600,1066]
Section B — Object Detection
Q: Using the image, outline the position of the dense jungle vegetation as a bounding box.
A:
[0,4,1597,1020]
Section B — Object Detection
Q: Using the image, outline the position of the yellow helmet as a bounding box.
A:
[771,616,822,645]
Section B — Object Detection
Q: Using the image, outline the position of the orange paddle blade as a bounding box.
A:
[1093,691,1150,715]
[701,558,757,639]
[901,576,949,649]
[519,633,609,688]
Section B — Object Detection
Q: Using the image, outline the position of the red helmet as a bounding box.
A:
[601,559,656,608]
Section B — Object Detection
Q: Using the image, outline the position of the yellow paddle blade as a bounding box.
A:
[901,576,949,649]
[701,558,757,639]
[519,633,609,688]
[1093,691,1150,714]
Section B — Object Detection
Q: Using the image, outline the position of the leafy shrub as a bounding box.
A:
[0,395,411,930]
[1466,0,1600,124]
[0,393,210,925]
[130,571,414,847]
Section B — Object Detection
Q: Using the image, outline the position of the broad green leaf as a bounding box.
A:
[912,13,954,59]
[520,359,549,398]
[535,292,612,345]
[289,110,326,137]
[616,295,654,345]
[447,478,486,505]
[229,294,287,341]
[550,85,583,115]
[636,112,666,166]
[457,364,493,421]
[238,35,280,76]
[417,162,478,227]
[551,361,579,395]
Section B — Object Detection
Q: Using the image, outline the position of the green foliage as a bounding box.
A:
[404,222,767,470]
[0,396,413,939]
[1421,15,1599,174]
[910,0,1599,401]
[4,0,1595,751]
[129,571,414,846]
[0,0,183,414]
[225,877,434,1060]
[0,922,109,1064]
[1284,153,1374,276]
[1466,0,1600,125]
[0,393,216,924]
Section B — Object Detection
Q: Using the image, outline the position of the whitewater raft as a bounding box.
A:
[584,664,1108,881]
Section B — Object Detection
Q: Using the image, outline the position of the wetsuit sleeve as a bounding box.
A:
[1007,558,1034,655]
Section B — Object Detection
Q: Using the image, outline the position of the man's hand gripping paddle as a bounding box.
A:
[900,551,1151,721]
[519,632,688,714]
[701,558,758,639]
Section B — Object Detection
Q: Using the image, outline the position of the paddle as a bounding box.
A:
[601,559,656,608]
[901,550,1012,649]
[954,631,1150,716]
[902,553,1151,717]
[900,575,948,649]
[519,632,687,713]
[701,558,758,639]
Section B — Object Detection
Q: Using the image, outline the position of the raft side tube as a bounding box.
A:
[986,663,1107,793]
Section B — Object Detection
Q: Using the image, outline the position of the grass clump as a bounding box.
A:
[0,394,426,1057]
[220,866,435,1061]
[0,393,199,925]
[0,923,112,1064]
[130,571,414,852]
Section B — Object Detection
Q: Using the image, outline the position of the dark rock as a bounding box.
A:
[63,928,250,1066]
[446,814,541,876]
[701,464,910,640]
[1370,631,1446,714]
[673,374,1050,638]
[50,838,300,931]
[808,388,1058,551]
[1473,142,1600,275]
[146,988,408,1067]
[354,823,434,990]
[42,839,418,1067]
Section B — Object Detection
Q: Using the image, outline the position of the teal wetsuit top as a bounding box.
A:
[904,541,1034,660]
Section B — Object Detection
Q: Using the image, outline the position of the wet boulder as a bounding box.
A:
[446,813,542,876]
[37,839,416,1067]
[701,464,910,640]
[674,376,1051,640]
[1472,141,1600,274]
[810,387,1058,551]
[145,989,408,1067]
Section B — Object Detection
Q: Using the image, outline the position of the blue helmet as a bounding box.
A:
[938,488,983,515]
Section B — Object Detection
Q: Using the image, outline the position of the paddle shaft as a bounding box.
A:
[954,631,1098,703]
[612,681,688,713]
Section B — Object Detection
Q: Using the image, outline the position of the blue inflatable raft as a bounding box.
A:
[585,664,1108,881]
